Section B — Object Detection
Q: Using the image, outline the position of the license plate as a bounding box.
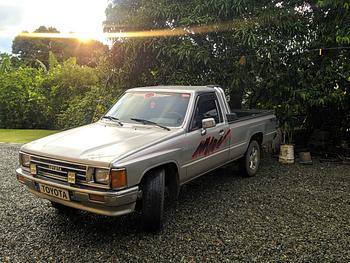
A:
[38,183,70,201]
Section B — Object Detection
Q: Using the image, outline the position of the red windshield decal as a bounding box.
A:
[144,92,155,98]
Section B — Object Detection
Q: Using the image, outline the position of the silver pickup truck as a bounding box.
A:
[16,85,276,230]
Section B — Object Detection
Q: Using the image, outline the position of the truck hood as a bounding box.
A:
[21,122,177,166]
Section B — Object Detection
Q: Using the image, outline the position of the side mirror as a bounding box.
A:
[201,118,216,136]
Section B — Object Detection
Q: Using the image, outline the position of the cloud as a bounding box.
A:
[0,0,107,53]
[0,4,24,31]
[0,4,23,52]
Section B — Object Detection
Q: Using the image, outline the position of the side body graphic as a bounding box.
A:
[192,129,231,159]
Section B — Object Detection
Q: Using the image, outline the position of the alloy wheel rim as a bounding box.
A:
[249,146,259,170]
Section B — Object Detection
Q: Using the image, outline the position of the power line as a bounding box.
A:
[235,46,350,61]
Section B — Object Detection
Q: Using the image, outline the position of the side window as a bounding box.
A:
[190,93,222,130]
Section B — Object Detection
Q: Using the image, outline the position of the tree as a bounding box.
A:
[0,64,50,128]
[104,1,312,107]
[104,0,350,140]
[0,51,116,129]
[12,26,59,66]
[12,26,108,67]
[0,53,12,73]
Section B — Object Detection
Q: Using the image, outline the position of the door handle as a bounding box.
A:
[219,130,225,136]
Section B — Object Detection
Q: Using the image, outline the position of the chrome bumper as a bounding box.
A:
[16,168,139,216]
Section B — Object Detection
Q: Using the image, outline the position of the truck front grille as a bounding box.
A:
[31,156,87,183]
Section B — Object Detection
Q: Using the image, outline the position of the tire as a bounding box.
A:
[239,140,261,177]
[141,169,165,231]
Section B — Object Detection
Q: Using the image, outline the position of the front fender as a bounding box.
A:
[113,147,183,187]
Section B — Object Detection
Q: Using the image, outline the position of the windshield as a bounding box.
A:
[105,91,191,127]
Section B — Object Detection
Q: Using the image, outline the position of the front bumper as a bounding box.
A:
[16,168,139,216]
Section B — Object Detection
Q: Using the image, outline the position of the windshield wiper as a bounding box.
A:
[130,118,170,131]
[101,115,123,126]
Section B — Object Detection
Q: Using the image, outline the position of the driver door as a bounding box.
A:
[182,93,231,182]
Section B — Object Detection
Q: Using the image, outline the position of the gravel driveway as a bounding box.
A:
[1,144,349,263]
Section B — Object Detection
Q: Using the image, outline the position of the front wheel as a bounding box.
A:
[141,169,165,231]
[239,140,261,177]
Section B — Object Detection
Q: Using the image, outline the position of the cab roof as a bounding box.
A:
[127,85,218,94]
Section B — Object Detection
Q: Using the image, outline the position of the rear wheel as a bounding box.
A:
[239,140,261,177]
[141,169,165,231]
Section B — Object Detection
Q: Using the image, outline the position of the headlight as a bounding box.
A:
[19,153,30,167]
[94,168,110,184]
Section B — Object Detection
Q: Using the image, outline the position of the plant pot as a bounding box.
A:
[299,151,312,165]
[279,144,294,164]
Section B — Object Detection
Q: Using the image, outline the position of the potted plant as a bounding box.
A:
[279,120,295,164]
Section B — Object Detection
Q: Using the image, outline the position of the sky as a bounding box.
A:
[0,0,108,53]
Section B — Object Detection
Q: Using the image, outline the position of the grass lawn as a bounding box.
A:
[0,129,59,144]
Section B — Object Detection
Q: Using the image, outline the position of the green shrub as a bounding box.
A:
[0,67,50,128]
[56,87,121,129]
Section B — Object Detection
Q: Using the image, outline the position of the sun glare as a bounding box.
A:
[76,32,93,42]
[18,31,102,42]
[16,19,249,42]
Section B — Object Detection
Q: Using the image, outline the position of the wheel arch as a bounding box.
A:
[239,132,263,177]
[139,161,180,201]
[250,132,263,146]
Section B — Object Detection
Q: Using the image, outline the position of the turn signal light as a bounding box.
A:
[111,169,127,189]
[17,175,25,183]
[89,194,105,202]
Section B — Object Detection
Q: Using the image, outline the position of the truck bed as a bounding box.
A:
[228,109,274,123]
